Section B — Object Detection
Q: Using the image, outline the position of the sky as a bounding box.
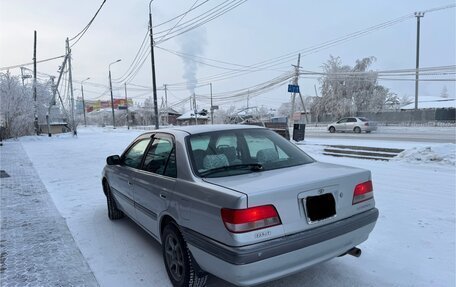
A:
[0,0,455,113]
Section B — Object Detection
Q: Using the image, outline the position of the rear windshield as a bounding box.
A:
[358,117,369,122]
[187,128,314,178]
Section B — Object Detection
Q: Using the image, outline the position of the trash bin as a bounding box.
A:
[292,124,305,142]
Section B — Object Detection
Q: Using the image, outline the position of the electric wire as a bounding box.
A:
[155,0,201,44]
[0,55,65,71]
[69,0,107,47]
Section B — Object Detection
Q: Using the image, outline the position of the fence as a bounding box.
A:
[312,108,455,124]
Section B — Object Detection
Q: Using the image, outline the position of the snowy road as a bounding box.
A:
[304,126,456,143]
[19,127,455,287]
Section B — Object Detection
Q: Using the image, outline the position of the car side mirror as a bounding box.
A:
[106,155,121,165]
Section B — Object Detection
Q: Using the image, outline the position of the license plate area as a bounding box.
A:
[305,193,336,224]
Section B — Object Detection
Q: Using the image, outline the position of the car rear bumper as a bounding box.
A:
[362,125,377,132]
[183,208,378,286]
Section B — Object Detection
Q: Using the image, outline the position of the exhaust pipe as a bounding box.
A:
[347,247,362,257]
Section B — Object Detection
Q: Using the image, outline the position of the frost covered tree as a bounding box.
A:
[0,72,34,138]
[0,72,56,138]
[384,92,400,109]
[400,95,413,107]
[314,56,391,119]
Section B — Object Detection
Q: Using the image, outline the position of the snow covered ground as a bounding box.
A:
[18,127,455,287]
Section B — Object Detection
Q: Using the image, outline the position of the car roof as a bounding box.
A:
[140,124,265,136]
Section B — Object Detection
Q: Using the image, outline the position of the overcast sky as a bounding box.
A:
[1,0,455,112]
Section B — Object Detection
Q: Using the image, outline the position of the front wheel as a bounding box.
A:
[103,181,124,220]
[329,126,336,133]
[162,223,208,287]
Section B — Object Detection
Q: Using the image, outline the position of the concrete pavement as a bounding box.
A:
[0,142,98,287]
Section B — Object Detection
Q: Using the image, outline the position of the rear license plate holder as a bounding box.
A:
[304,193,336,223]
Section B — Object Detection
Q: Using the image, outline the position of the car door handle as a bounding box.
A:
[159,194,167,199]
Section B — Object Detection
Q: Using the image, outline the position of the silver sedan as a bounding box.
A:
[328,117,377,133]
[102,124,378,287]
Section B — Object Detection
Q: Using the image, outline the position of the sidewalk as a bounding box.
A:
[0,141,98,287]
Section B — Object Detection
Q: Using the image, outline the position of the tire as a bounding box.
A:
[354,127,361,134]
[329,126,336,133]
[104,181,124,220]
[162,223,208,287]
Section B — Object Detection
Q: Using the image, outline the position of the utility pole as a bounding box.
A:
[193,93,198,125]
[33,31,39,135]
[124,83,130,129]
[210,83,214,124]
[46,76,55,137]
[414,12,424,110]
[47,53,70,138]
[66,37,76,135]
[81,77,90,127]
[149,0,159,129]
[290,54,309,126]
[109,59,121,129]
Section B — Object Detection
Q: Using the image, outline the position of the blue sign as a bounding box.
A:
[288,84,300,93]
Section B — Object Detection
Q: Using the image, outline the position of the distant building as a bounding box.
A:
[160,107,181,126]
[38,106,70,135]
[177,111,209,125]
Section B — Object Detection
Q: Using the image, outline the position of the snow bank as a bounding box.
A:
[393,144,456,166]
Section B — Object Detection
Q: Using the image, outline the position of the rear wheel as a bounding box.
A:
[103,181,124,220]
[354,127,361,134]
[329,126,336,133]
[162,223,208,287]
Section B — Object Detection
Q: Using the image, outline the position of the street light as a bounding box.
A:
[81,77,90,127]
[109,59,121,129]
[149,0,159,129]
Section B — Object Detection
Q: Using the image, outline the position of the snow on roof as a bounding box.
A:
[177,111,208,120]
[401,97,455,109]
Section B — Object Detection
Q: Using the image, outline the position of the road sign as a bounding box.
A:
[288,84,300,93]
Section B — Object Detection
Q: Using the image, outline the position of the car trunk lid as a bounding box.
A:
[203,161,374,236]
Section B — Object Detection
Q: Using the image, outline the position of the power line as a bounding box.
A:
[155,0,247,44]
[112,28,150,83]
[0,55,65,71]
[153,0,210,28]
[161,4,455,88]
[113,0,248,84]
[69,0,107,47]
[155,0,201,44]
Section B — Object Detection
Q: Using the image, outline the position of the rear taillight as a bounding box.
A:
[352,180,374,204]
[364,122,369,126]
[221,205,281,233]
